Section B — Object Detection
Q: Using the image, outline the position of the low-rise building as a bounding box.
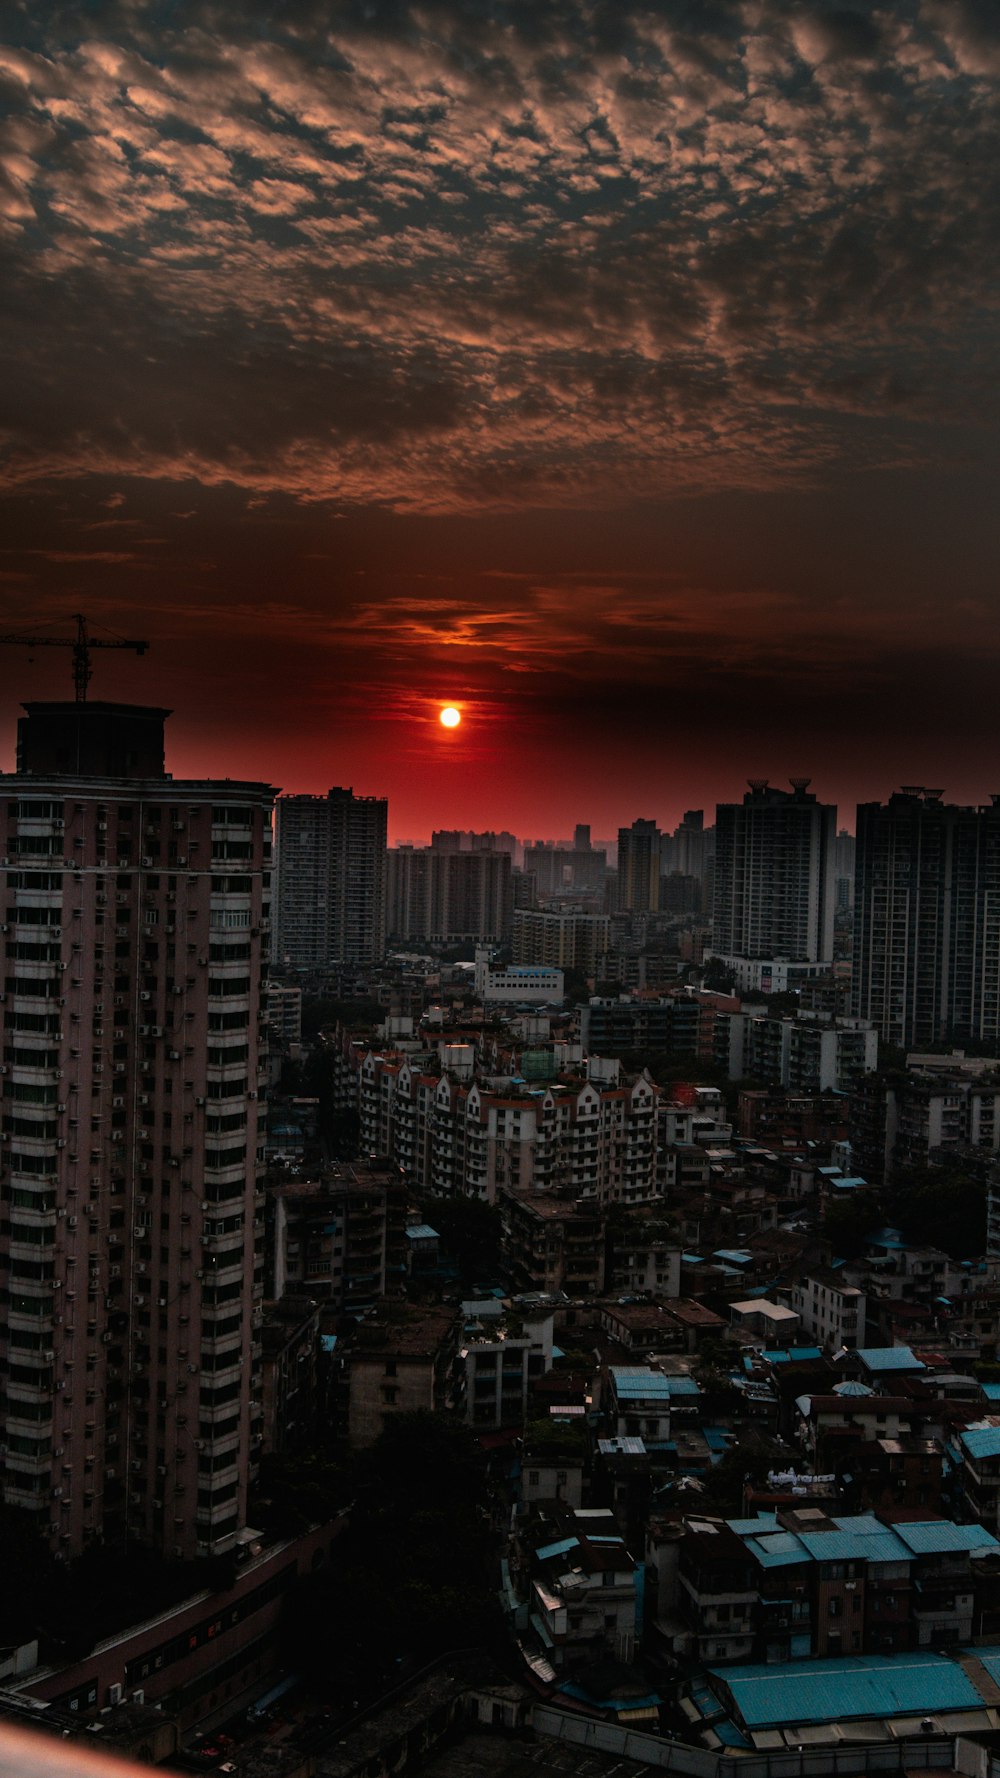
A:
[526,1508,640,1670]
[788,1272,866,1351]
[462,1305,556,1430]
[346,1305,459,1446]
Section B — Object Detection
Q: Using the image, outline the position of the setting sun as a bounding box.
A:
[439,706,461,729]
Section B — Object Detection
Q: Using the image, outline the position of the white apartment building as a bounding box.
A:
[354,1048,661,1207]
[787,1273,866,1351]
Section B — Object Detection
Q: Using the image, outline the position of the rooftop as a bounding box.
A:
[711,1650,986,1730]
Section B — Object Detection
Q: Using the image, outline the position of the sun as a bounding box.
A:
[439,705,461,729]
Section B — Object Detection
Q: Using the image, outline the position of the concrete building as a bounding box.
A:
[616,819,662,913]
[387,845,511,943]
[853,789,1000,1048]
[346,1304,458,1446]
[462,1303,555,1429]
[713,780,836,964]
[274,787,387,971]
[719,1009,877,1093]
[787,1273,866,1351]
[511,908,610,976]
[355,1049,662,1209]
[0,699,273,1559]
[474,951,564,1005]
[269,1163,408,1314]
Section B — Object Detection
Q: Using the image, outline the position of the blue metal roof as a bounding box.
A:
[665,1374,702,1397]
[713,1248,754,1264]
[981,1383,1000,1402]
[961,1426,1000,1461]
[727,1515,779,1536]
[891,1519,1000,1556]
[742,1531,809,1569]
[609,1366,672,1400]
[405,1223,439,1240]
[797,1520,910,1564]
[856,1345,924,1373]
[535,1536,579,1562]
[711,1651,985,1729]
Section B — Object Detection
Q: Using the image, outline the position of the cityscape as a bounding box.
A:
[2,3,1000,1778]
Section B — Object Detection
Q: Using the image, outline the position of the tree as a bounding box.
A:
[701,957,737,992]
[823,1190,881,1258]
[883,1165,987,1260]
[419,1195,502,1283]
[282,1415,502,1698]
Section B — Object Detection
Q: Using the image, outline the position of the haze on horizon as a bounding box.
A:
[1,0,999,839]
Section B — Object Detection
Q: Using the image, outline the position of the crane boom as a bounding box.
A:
[0,613,149,700]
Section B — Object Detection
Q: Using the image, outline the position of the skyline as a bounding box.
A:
[2,1,999,836]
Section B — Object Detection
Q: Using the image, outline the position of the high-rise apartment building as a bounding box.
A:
[713,779,836,962]
[511,908,610,976]
[0,700,273,1559]
[273,788,387,972]
[386,846,510,943]
[616,819,662,913]
[852,789,1000,1048]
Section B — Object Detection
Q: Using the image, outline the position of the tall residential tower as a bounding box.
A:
[0,700,273,1559]
[713,779,836,963]
[273,788,387,972]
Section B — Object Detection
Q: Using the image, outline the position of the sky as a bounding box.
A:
[1,0,999,841]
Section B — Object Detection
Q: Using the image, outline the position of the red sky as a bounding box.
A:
[2,3,1000,840]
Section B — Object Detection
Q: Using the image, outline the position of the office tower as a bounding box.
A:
[852,788,1000,1048]
[0,699,273,1558]
[616,819,662,912]
[713,779,836,962]
[274,788,387,971]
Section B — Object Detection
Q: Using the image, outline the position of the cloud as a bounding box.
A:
[0,0,994,519]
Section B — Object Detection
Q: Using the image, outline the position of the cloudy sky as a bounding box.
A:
[1,0,998,837]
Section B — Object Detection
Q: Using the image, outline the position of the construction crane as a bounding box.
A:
[0,613,149,701]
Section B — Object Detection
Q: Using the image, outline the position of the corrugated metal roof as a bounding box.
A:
[609,1366,672,1399]
[711,1651,985,1729]
[856,1345,924,1372]
[891,1519,1000,1555]
[742,1531,808,1569]
[961,1426,1000,1461]
[404,1223,439,1240]
[981,1383,1000,1402]
[797,1523,910,1564]
[665,1374,702,1397]
[727,1514,779,1535]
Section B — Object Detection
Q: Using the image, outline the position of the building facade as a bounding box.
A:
[274,788,387,972]
[852,790,1000,1048]
[0,700,273,1559]
[713,780,836,963]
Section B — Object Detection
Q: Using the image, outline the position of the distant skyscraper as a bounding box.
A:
[852,788,1000,1048]
[0,700,273,1558]
[713,779,836,962]
[274,788,387,971]
[616,819,662,912]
